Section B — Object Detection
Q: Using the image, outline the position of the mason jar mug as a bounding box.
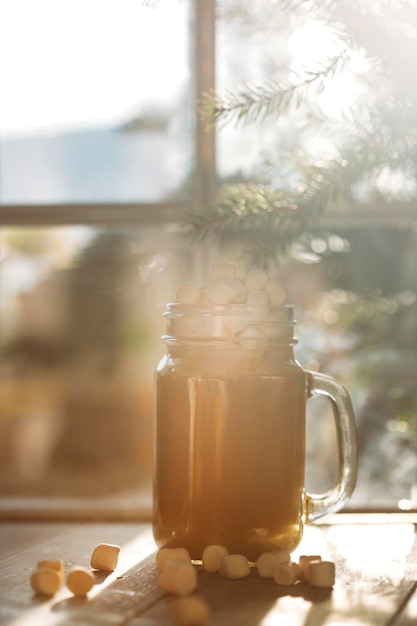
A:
[153,303,357,561]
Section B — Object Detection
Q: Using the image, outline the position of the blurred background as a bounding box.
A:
[0,0,416,513]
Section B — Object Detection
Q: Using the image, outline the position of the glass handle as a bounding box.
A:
[305,370,358,522]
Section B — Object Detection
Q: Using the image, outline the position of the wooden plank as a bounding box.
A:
[132,522,417,626]
[395,523,417,626]
[29,555,164,626]
[0,521,156,625]
[130,567,414,626]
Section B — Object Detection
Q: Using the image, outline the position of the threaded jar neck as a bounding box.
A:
[162,303,297,348]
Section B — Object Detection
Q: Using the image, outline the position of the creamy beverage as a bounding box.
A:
[154,349,307,561]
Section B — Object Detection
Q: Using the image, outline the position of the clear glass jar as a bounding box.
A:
[153,303,357,561]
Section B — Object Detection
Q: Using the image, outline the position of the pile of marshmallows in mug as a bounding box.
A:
[175,264,289,341]
[176,263,287,309]
[30,542,335,626]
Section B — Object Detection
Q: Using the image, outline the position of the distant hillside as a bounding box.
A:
[0,125,191,203]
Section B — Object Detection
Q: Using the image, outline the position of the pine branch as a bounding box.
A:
[191,0,417,267]
[186,121,417,266]
[201,51,351,128]
[187,182,314,265]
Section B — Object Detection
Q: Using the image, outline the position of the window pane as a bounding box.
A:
[0,0,193,204]
[0,224,194,508]
[216,1,301,183]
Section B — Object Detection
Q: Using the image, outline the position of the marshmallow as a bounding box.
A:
[91,543,120,572]
[246,289,269,307]
[298,555,322,582]
[66,566,95,597]
[231,277,248,303]
[221,554,251,579]
[247,306,270,323]
[202,545,229,573]
[37,560,64,577]
[265,280,287,305]
[211,262,236,281]
[221,313,248,337]
[30,568,62,596]
[256,549,290,578]
[246,270,269,292]
[157,560,198,595]
[176,282,203,305]
[169,595,210,625]
[273,561,301,586]
[246,289,270,323]
[206,277,241,305]
[309,560,335,588]
[156,547,191,570]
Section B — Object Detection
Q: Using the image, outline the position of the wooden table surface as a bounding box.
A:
[1,514,417,625]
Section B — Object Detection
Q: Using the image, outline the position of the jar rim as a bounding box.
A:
[164,302,295,323]
[162,303,296,344]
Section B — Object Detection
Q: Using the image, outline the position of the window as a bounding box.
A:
[1,0,416,516]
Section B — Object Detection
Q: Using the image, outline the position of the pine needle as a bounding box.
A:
[201,51,351,129]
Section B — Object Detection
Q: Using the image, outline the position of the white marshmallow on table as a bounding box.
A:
[66,566,95,597]
[169,595,210,625]
[157,560,198,595]
[309,560,335,588]
[202,545,229,573]
[298,555,322,582]
[30,568,62,596]
[90,543,120,572]
[265,279,287,306]
[211,262,236,281]
[272,561,301,586]
[206,277,242,305]
[246,269,269,292]
[156,547,191,570]
[37,559,64,577]
[221,554,251,579]
[176,282,203,305]
[256,549,290,579]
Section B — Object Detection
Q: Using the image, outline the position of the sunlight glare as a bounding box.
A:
[8,528,156,626]
[261,596,310,626]
[289,20,343,69]
[0,0,189,137]
[288,19,366,118]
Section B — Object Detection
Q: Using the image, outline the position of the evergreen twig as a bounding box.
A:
[191,0,417,266]
[202,51,351,128]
